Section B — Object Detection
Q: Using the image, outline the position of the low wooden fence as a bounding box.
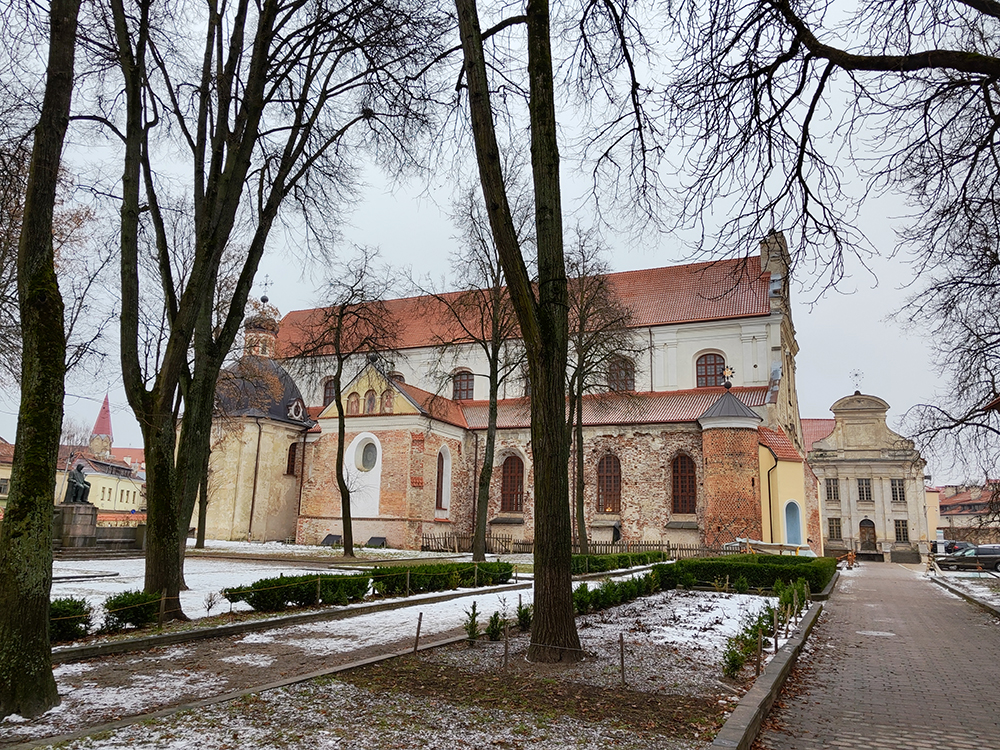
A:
[421,533,742,560]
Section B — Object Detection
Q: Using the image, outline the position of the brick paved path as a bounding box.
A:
[756,564,1000,750]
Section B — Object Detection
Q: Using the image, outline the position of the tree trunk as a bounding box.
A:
[574,394,588,555]
[0,0,80,719]
[195,465,208,549]
[473,357,501,561]
[455,0,581,663]
[141,418,185,620]
[333,365,355,557]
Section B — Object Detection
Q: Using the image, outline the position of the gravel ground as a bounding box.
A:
[4,585,783,750]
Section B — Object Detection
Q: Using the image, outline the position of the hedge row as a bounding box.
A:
[653,554,836,592]
[573,570,661,614]
[223,573,371,612]
[371,562,513,597]
[570,551,669,575]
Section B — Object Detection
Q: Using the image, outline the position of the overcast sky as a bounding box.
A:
[0,163,951,481]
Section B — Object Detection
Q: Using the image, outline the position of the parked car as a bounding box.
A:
[945,540,976,554]
[936,544,1000,572]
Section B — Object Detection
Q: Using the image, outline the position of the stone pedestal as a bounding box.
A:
[56,503,97,548]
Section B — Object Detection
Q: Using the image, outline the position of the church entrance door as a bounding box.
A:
[859,519,877,551]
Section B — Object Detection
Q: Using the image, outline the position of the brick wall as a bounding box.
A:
[700,427,762,546]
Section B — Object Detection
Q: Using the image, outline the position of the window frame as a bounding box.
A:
[322,379,336,407]
[828,517,842,541]
[285,442,298,476]
[607,357,635,392]
[696,353,726,387]
[364,389,377,414]
[894,519,910,542]
[890,478,906,503]
[596,454,622,513]
[671,454,697,514]
[436,451,446,511]
[381,389,394,414]
[346,392,360,415]
[500,455,524,512]
[452,370,475,401]
[825,478,840,502]
[857,478,872,502]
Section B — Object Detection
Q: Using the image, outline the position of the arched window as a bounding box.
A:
[597,455,622,513]
[500,455,524,512]
[785,501,802,545]
[390,372,405,383]
[346,392,360,415]
[286,442,298,476]
[672,454,697,514]
[436,451,445,510]
[381,390,394,414]
[607,357,635,391]
[453,370,474,401]
[364,389,377,414]
[322,379,336,406]
[696,353,726,387]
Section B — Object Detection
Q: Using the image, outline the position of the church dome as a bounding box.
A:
[215,356,312,426]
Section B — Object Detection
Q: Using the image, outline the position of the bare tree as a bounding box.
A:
[454,0,583,663]
[0,0,81,719]
[0,143,115,387]
[286,247,400,557]
[417,190,528,561]
[88,0,442,617]
[565,227,641,554]
[665,0,1000,478]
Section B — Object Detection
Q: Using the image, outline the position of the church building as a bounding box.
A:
[204,233,822,553]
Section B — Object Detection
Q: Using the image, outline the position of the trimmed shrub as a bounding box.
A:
[485,611,505,641]
[516,601,533,631]
[50,597,92,642]
[570,551,669,575]
[370,562,513,597]
[573,570,659,615]
[223,573,371,613]
[653,555,835,594]
[102,589,161,633]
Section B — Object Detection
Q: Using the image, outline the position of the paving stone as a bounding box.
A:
[756,564,1000,749]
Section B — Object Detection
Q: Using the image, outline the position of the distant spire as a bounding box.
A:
[91,394,113,441]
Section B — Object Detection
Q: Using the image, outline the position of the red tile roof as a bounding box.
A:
[395,382,469,429]
[801,419,835,452]
[277,256,771,355]
[758,426,803,462]
[460,386,768,430]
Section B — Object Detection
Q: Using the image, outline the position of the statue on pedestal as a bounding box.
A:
[66,463,92,504]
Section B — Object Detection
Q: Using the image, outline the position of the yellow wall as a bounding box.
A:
[759,446,814,551]
[318,370,420,420]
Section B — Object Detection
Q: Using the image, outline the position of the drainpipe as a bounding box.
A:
[247,418,263,541]
[762,445,778,543]
[648,328,654,391]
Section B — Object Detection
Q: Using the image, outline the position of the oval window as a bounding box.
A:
[361,442,378,471]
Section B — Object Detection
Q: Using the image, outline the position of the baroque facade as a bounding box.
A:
[803,393,933,560]
[205,234,822,553]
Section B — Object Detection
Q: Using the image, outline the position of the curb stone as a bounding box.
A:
[52,581,532,664]
[931,575,1000,618]
[711,601,824,750]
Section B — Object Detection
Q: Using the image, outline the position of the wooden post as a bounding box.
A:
[158,588,167,627]
[773,607,779,655]
[793,589,799,621]
[474,563,479,587]
[503,623,509,669]
[413,612,423,653]
[316,577,322,606]
[406,569,411,597]
[755,629,762,676]
[619,632,626,686]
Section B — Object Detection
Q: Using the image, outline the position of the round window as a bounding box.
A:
[358,441,378,472]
